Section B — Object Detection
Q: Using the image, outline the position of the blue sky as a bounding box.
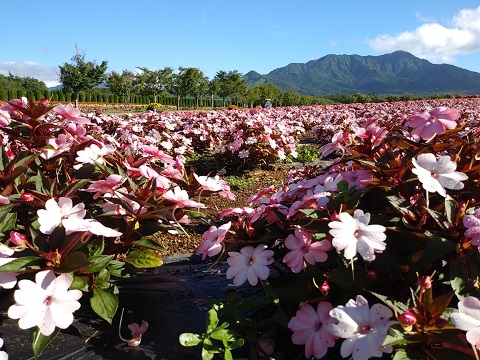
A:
[2,1,480,87]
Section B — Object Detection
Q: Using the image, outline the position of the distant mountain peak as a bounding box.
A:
[243,51,480,96]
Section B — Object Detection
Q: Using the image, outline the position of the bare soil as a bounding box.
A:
[153,166,293,256]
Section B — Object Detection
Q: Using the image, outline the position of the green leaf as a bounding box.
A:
[57,252,90,273]
[444,194,456,226]
[229,338,244,350]
[0,205,16,233]
[107,260,130,278]
[90,287,118,324]
[206,309,219,333]
[133,238,167,252]
[94,269,111,287]
[224,348,233,360]
[88,238,105,257]
[179,333,203,347]
[0,256,42,272]
[123,249,163,268]
[83,255,114,274]
[369,291,409,314]
[70,275,88,291]
[32,327,60,358]
[210,329,234,342]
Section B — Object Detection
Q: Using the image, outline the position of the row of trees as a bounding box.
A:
[2,49,459,109]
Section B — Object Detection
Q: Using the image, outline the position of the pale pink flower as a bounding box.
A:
[139,165,171,191]
[450,296,480,350]
[283,229,331,273]
[0,195,10,205]
[328,209,386,261]
[126,321,149,346]
[0,244,18,289]
[412,153,468,197]
[329,295,396,360]
[54,103,90,124]
[355,123,388,148]
[196,222,231,260]
[140,144,175,164]
[73,218,123,238]
[163,187,206,208]
[1,98,30,120]
[83,174,125,199]
[66,122,87,138]
[194,173,223,192]
[40,134,74,159]
[287,302,338,359]
[8,270,82,336]
[408,106,459,140]
[74,143,114,170]
[226,244,274,286]
[341,169,373,190]
[463,209,480,252]
[0,109,11,127]
[37,197,86,235]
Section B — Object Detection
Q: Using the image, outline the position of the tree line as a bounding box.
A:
[1,49,457,109]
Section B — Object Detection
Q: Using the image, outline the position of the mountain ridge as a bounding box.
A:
[243,51,480,96]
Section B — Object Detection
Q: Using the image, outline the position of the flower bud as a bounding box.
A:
[330,211,339,221]
[320,280,330,295]
[417,276,432,289]
[21,193,34,201]
[9,231,27,246]
[367,270,378,281]
[399,311,417,326]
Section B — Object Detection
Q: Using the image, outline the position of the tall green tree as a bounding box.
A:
[182,67,209,109]
[134,67,173,104]
[106,70,135,103]
[214,70,246,107]
[59,48,108,108]
[208,78,220,108]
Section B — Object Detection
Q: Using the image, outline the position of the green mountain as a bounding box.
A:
[243,51,480,96]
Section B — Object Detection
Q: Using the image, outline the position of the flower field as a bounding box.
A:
[2,97,480,358]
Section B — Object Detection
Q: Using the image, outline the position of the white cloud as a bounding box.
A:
[0,61,60,88]
[369,6,480,63]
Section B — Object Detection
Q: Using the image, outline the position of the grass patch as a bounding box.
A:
[223,175,253,191]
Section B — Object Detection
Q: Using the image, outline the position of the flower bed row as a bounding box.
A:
[2,98,480,358]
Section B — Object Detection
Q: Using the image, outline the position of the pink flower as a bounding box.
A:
[126,321,149,347]
[0,244,18,289]
[0,109,11,127]
[196,222,231,260]
[226,244,274,286]
[40,134,74,159]
[283,229,331,273]
[139,165,171,191]
[53,103,90,124]
[328,209,387,261]
[0,195,10,205]
[329,295,396,360]
[140,144,175,165]
[450,296,480,350]
[9,231,27,246]
[163,187,206,208]
[412,153,468,197]
[37,197,87,235]
[407,106,459,140]
[8,270,82,336]
[341,169,373,190]
[287,302,338,359]
[463,209,480,252]
[83,174,125,199]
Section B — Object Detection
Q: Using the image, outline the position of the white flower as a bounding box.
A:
[0,245,18,289]
[328,209,386,261]
[329,295,396,360]
[412,153,468,197]
[226,244,274,286]
[450,296,480,350]
[0,337,7,360]
[8,270,82,336]
[74,143,114,169]
[37,197,86,235]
